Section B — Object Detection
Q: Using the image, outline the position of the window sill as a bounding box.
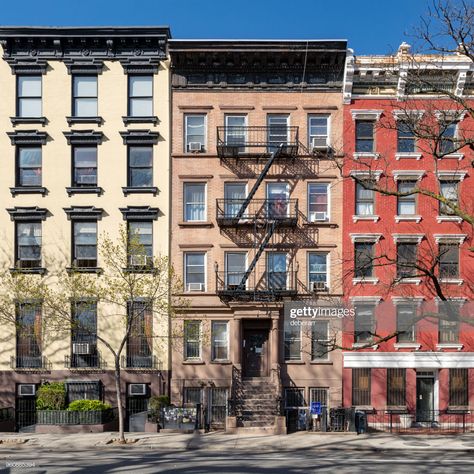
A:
[446,407,470,414]
[395,152,422,160]
[122,267,156,274]
[178,221,214,228]
[436,215,463,223]
[122,186,158,196]
[395,215,421,223]
[10,116,47,125]
[310,360,333,365]
[352,215,379,222]
[397,278,422,285]
[10,186,47,196]
[436,343,463,351]
[438,153,464,160]
[352,278,379,285]
[66,186,103,196]
[210,360,232,365]
[385,406,408,413]
[304,221,338,228]
[66,116,103,125]
[183,360,205,365]
[122,116,158,125]
[394,343,421,351]
[10,267,46,275]
[352,343,379,350]
[353,152,379,160]
[439,278,463,285]
[66,267,103,274]
[283,360,305,364]
[353,406,375,412]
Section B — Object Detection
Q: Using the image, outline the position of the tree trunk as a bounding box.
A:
[114,357,126,444]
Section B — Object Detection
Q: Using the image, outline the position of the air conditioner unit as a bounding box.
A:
[129,383,147,396]
[77,175,96,184]
[312,281,328,292]
[72,343,92,355]
[187,282,204,292]
[18,384,36,396]
[130,255,151,267]
[310,212,328,222]
[189,142,203,152]
[312,138,329,152]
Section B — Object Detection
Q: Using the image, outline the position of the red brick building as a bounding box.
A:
[341,44,474,430]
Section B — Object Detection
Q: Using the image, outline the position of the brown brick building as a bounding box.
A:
[169,40,347,432]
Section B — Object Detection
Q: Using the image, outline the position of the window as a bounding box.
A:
[128,222,153,267]
[126,301,153,368]
[184,183,206,221]
[285,388,305,408]
[284,321,301,361]
[209,387,228,424]
[211,321,229,361]
[308,115,329,149]
[311,320,329,361]
[73,75,98,117]
[73,222,97,268]
[397,122,415,152]
[67,381,101,402]
[309,388,328,407]
[128,146,153,187]
[438,301,460,343]
[128,75,153,117]
[16,222,42,269]
[439,181,458,215]
[225,115,247,150]
[185,252,205,291]
[449,368,468,406]
[17,76,42,117]
[73,147,97,187]
[396,305,416,343]
[267,114,289,151]
[71,301,98,368]
[355,181,374,215]
[184,387,202,406]
[355,120,374,152]
[224,183,246,218]
[184,320,201,360]
[439,243,459,278]
[354,242,374,278]
[16,302,42,368]
[267,252,288,290]
[308,253,328,288]
[266,182,289,219]
[185,114,206,152]
[354,305,374,343]
[397,242,417,278]
[387,368,406,406]
[308,183,329,221]
[17,147,42,187]
[225,252,246,288]
[440,122,457,154]
[352,368,371,406]
[397,181,417,215]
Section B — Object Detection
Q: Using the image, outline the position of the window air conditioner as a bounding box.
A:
[128,383,147,396]
[18,384,36,396]
[189,142,203,152]
[130,255,151,267]
[187,283,204,292]
[72,343,92,355]
[311,212,328,222]
[312,281,328,292]
[312,138,329,152]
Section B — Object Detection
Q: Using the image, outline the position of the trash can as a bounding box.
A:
[355,410,367,435]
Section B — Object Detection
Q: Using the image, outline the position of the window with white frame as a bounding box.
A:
[17,147,42,187]
[438,243,459,278]
[438,300,460,343]
[439,181,458,216]
[267,114,289,150]
[354,305,374,343]
[211,321,229,360]
[185,114,206,152]
[397,122,416,153]
[184,320,201,360]
[128,221,153,267]
[73,221,97,268]
[128,75,153,117]
[308,115,329,149]
[397,180,417,215]
[439,122,457,155]
[17,76,42,117]
[184,183,206,221]
[396,242,417,278]
[311,320,329,361]
[184,252,205,291]
[308,183,329,222]
[355,181,375,215]
[225,115,247,149]
[355,120,375,152]
[73,75,98,117]
[396,304,416,343]
[284,320,301,361]
[308,253,328,289]
[354,242,375,278]
[73,147,97,187]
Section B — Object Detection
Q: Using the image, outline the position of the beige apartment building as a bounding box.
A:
[169,40,347,432]
[0,27,171,432]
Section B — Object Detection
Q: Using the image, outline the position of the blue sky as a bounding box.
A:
[0,0,433,54]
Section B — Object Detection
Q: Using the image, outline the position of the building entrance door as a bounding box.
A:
[242,329,269,377]
[416,372,435,422]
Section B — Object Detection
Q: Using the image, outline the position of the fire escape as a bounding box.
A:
[215,125,300,301]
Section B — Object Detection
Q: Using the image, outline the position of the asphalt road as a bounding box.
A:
[1,448,474,473]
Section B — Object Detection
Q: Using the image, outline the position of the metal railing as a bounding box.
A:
[37,408,118,425]
[121,354,161,370]
[65,354,106,369]
[217,126,299,157]
[11,353,49,370]
[216,199,298,226]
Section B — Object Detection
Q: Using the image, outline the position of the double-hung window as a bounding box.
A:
[354,305,374,343]
[355,120,374,152]
[311,320,329,361]
[397,242,417,278]
[267,114,289,151]
[72,75,98,117]
[73,147,97,187]
[354,242,374,278]
[185,114,206,152]
[184,183,206,221]
[184,320,201,360]
[17,147,42,187]
[73,221,97,268]
[128,75,153,117]
[397,122,415,152]
[128,221,153,268]
[71,301,98,368]
[308,115,329,149]
[225,115,247,150]
[17,76,42,117]
[440,122,457,155]
[16,222,42,269]
[396,304,416,343]
[397,180,417,215]
[211,321,229,361]
[355,181,375,215]
[126,300,153,368]
[16,302,42,369]
[184,252,205,291]
[128,146,153,188]
[284,321,301,361]
[439,181,458,216]
[438,301,460,343]
[308,183,329,221]
[439,243,459,278]
[308,253,328,289]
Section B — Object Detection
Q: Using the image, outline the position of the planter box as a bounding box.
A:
[37,410,115,425]
[35,419,118,434]
[399,414,414,429]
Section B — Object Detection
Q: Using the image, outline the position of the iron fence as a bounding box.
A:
[36,408,117,425]
[65,354,106,369]
[121,354,161,370]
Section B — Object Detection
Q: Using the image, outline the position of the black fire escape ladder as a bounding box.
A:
[233,146,282,222]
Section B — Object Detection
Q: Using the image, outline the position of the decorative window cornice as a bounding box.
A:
[392,170,425,181]
[350,170,383,181]
[434,110,467,122]
[350,233,383,243]
[434,234,467,244]
[350,109,383,121]
[119,206,159,221]
[65,61,104,75]
[391,296,424,306]
[7,130,48,145]
[121,63,159,74]
[63,206,104,221]
[349,296,382,305]
[5,60,48,75]
[392,110,424,120]
[7,206,48,221]
[120,129,159,145]
[63,130,104,145]
[436,171,467,181]
[392,234,424,243]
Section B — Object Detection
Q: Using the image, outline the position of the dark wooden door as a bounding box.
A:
[416,377,434,422]
[243,329,269,377]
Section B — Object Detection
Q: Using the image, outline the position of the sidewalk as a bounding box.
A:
[1,431,474,452]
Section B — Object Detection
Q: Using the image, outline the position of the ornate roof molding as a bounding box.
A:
[63,130,104,145]
[120,129,159,145]
[0,27,170,73]
[7,130,48,145]
[119,206,159,221]
[63,206,104,220]
[7,206,48,221]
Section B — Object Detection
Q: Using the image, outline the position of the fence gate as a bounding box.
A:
[16,384,37,432]
[126,384,149,432]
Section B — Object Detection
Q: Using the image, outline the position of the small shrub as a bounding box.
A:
[36,383,66,411]
[148,395,170,423]
[67,400,112,412]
